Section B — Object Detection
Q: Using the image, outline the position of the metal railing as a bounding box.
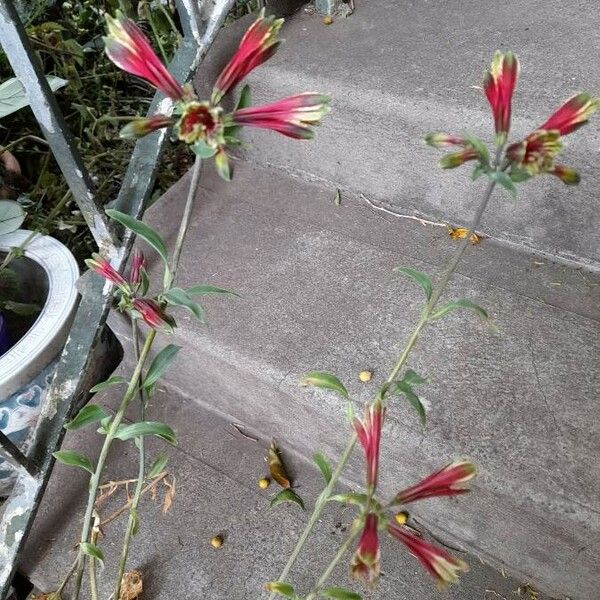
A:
[0,0,235,594]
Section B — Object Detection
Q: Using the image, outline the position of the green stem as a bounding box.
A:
[73,329,157,600]
[304,529,360,600]
[166,155,202,288]
[114,318,148,600]
[144,5,169,64]
[269,156,502,598]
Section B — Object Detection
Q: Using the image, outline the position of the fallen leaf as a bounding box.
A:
[448,227,481,244]
[162,476,176,514]
[267,442,291,489]
[333,188,341,205]
[322,15,333,24]
[119,570,143,600]
[32,593,62,600]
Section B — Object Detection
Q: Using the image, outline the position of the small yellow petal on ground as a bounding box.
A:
[210,535,223,549]
[394,511,409,525]
[358,370,373,382]
[258,477,270,490]
[322,15,334,24]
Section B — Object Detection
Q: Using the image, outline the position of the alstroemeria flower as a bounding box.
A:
[176,102,225,147]
[132,298,174,332]
[350,513,380,587]
[129,250,146,286]
[439,148,478,169]
[86,253,127,287]
[212,10,283,104]
[388,524,468,588]
[394,460,476,505]
[231,93,331,140]
[424,133,468,148]
[120,114,175,140]
[483,51,519,142]
[539,92,600,135]
[104,11,185,101]
[505,130,578,183]
[353,399,385,490]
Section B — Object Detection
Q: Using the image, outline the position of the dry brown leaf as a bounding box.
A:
[119,570,143,600]
[267,442,291,489]
[448,227,481,244]
[162,476,176,514]
[32,593,62,600]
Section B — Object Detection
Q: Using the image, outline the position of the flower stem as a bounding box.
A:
[166,155,202,289]
[304,528,360,600]
[113,318,147,600]
[73,329,157,600]
[269,160,501,597]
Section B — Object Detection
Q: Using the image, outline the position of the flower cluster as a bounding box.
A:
[104,10,330,180]
[349,398,476,590]
[85,251,174,331]
[426,51,599,185]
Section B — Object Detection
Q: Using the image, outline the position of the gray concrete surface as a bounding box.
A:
[21,385,535,600]
[103,159,598,599]
[194,1,600,268]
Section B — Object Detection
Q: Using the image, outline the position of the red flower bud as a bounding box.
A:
[539,92,600,136]
[119,114,174,140]
[353,399,385,489]
[85,253,127,287]
[350,513,380,587]
[132,298,174,332]
[483,51,519,142]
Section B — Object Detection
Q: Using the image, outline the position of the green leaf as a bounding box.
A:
[80,542,104,568]
[65,405,110,430]
[147,453,168,479]
[162,288,205,322]
[329,492,368,507]
[89,375,128,393]
[105,209,169,266]
[270,489,305,511]
[186,284,240,297]
[490,170,517,200]
[0,200,25,236]
[0,75,67,119]
[235,84,252,111]
[463,133,490,165]
[1,300,39,315]
[115,421,177,445]
[429,298,488,321]
[313,453,332,484]
[321,588,362,600]
[509,168,533,183]
[471,163,489,181]
[53,450,93,473]
[300,371,349,399]
[265,582,296,598]
[394,267,432,300]
[131,508,139,536]
[394,381,426,424]
[192,140,217,159]
[144,344,181,390]
[402,369,427,386]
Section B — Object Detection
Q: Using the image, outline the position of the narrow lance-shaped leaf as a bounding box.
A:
[147,453,168,479]
[53,450,94,474]
[186,284,240,297]
[394,267,433,300]
[429,298,488,321]
[65,405,110,430]
[402,369,427,386]
[463,133,490,166]
[270,489,305,511]
[394,381,426,425]
[162,288,205,322]
[321,587,363,600]
[264,582,296,598]
[114,421,177,445]
[300,371,349,399]
[490,170,517,200]
[143,344,181,390]
[313,452,332,484]
[105,209,169,266]
[89,375,128,393]
[80,542,104,568]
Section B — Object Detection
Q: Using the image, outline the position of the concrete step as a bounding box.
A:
[193,0,600,268]
[20,383,536,600]
[106,158,599,599]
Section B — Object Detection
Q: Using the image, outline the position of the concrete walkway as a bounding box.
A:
[21,2,600,599]
[22,384,546,600]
